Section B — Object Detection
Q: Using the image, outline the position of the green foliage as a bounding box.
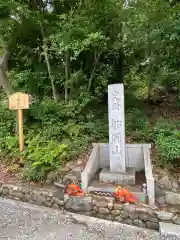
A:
[152,118,177,138]
[23,135,68,181]
[0,136,18,157]
[0,101,15,137]
[152,119,180,167]
[156,134,180,166]
[126,108,149,141]
[0,0,180,179]
[9,70,48,96]
[175,95,180,107]
[125,68,149,100]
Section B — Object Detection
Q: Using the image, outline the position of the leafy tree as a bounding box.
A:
[0,0,180,179]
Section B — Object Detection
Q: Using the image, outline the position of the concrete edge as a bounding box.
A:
[81,143,100,192]
[159,222,180,238]
[98,143,151,148]
[69,212,160,238]
[143,144,155,206]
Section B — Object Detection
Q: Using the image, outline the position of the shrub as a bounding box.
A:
[125,68,149,100]
[152,118,176,138]
[156,133,180,167]
[23,134,68,181]
[125,108,149,141]
[0,136,19,158]
[0,101,15,137]
[153,118,180,167]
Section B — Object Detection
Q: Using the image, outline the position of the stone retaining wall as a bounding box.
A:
[1,182,180,232]
[91,195,159,230]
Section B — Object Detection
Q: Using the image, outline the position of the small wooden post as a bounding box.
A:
[9,92,30,157]
[18,109,24,152]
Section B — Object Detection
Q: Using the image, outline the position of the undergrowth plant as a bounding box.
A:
[153,119,180,167]
[23,134,68,181]
[126,108,150,142]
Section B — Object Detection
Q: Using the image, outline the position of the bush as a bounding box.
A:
[156,133,180,166]
[23,134,69,181]
[29,93,94,126]
[0,94,109,181]
[0,101,15,137]
[153,118,180,167]
[125,68,149,100]
[126,108,150,141]
[152,118,176,138]
[0,136,19,158]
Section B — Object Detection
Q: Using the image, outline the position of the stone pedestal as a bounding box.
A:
[99,168,136,185]
[87,180,147,203]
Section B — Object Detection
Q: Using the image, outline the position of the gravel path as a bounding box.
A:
[0,197,160,240]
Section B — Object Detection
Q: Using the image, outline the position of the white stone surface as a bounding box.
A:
[160,222,180,239]
[99,143,145,170]
[81,143,100,192]
[108,84,126,172]
[99,167,135,185]
[143,144,155,206]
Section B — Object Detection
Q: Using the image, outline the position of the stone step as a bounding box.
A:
[99,167,136,185]
[159,222,180,239]
[88,180,147,203]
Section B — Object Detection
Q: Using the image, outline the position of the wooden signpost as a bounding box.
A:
[9,92,30,153]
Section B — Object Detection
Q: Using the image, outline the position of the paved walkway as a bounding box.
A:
[0,197,160,240]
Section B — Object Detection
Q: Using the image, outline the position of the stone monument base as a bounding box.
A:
[87,180,147,203]
[81,143,155,206]
[99,167,136,185]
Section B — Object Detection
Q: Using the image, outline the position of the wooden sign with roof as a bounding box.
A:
[8,92,30,154]
[9,92,29,110]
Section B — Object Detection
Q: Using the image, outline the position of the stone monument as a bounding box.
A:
[99,83,135,185]
[82,83,155,205]
[108,84,126,172]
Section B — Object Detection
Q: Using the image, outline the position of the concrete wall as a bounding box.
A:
[94,143,155,206]
[143,144,155,206]
[83,143,155,206]
[81,143,100,192]
[99,143,146,171]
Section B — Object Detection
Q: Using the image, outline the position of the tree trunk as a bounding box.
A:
[43,45,59,101]
[39,14,59,101]
[0,49,17,134]
[0,68,13,95]
[64,52,69,101]
[147,26,153,104]
[148,74,153,103]
[0,49,13,95]
[88,52,100,92]
[64,8,73,101]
